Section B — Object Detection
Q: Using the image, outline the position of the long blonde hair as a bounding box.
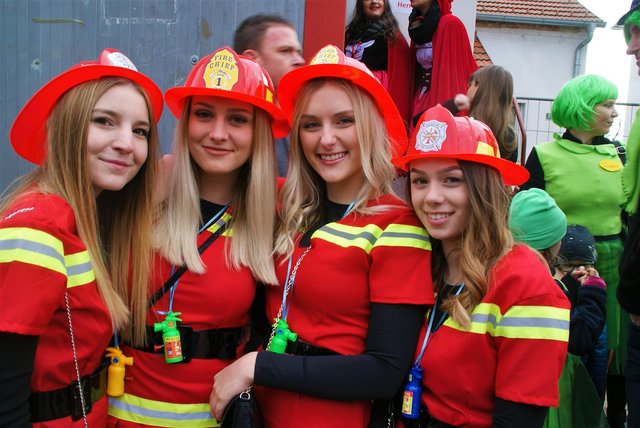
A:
[154,97,278,285]
[1,78,159,341]
[431,161,514,328]
[274,78,396,258]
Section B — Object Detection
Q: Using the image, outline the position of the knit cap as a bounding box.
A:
[509,188,567,250]
[557,224,597,264]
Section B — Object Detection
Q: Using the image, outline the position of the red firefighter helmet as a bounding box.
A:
[277,44,407,157]
[392,105,529,186]
[10,48,163,165]
[164,46,290,138]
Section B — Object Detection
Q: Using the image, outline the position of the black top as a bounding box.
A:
[345,21,389,71]
[556,276,606,356]
[200,199,226,226]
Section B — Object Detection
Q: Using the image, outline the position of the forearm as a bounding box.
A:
[0,332,38,427]
[493,397,547,428]
[568,285,606,355]
[254,303,425,400]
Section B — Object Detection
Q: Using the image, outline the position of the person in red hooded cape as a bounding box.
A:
[409,0,478,129]
[345,0,413,128]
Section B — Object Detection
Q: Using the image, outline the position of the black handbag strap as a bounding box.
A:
[147,221,228,308]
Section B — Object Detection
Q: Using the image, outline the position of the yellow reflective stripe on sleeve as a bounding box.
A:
[444,303,570,342]
[108,393,220,427]
[374,224,431,251]
[65,251,95,288]
[314,223,382,253]
[0,227,65,275]
[313,222,431,253]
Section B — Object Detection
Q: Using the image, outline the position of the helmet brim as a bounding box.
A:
[164,86,290,139]
[277,63,408,157]
[392,152,530,186]
[10,64,163,165]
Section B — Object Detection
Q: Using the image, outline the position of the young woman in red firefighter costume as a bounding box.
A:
[106,46,289,427]
[209,45,434,428]
[391,105,571,427]
[0,49,163,427]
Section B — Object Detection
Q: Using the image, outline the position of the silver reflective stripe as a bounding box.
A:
[379,230,430,242]
[471,313,569,330]
[0,238,64,264]
[318,224,377,244]
[108,398,214,421]
[66,260,92,276]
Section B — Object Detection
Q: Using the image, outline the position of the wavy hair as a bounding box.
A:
[551,75,618,132]
[428,161,514,328]
[274,78,395,257]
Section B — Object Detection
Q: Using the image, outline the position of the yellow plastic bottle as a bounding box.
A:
[105,347,134,397]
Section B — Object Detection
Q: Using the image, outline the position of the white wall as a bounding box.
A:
[629,60,640,103]
[476,26,589,99]
[477,25,594,159]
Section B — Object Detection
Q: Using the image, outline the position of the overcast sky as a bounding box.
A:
[579,0,634,102]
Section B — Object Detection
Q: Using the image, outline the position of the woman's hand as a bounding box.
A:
[209,351,258,421]
[453,93,470,112]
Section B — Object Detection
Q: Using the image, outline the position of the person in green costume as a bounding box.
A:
[521,74,627,428]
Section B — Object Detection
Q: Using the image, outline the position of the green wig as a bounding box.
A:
[550,75,618,131]
[625,10,640,44]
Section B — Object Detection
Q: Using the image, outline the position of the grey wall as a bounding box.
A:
[0,0,305,192]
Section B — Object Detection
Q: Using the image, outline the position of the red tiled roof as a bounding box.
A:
[474,35,493,67]
[477,0,605,25]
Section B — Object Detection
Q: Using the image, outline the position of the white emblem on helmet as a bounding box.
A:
[415,120,447,152]
[106,52,138,71]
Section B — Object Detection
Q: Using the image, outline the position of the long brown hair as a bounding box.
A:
[431,161,514,328]
[469,66,517,159]
[345,0,400,44]
[1,78,159,342]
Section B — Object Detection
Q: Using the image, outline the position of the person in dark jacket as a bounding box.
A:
[618,1,640,426]
[555,224,608,402]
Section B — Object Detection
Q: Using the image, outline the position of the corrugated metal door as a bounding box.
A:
[0,0,304,191]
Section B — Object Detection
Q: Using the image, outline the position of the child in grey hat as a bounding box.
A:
[554,225,608,403]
